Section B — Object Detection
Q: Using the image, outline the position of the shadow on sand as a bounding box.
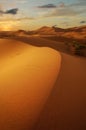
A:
[4,36,71,55]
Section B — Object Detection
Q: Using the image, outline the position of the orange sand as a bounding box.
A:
[0,37,86,130]
[34,53,86,130]
[0,39,61,130]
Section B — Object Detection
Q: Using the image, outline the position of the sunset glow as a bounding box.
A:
[0,0,85,31]
[0,24,12,31]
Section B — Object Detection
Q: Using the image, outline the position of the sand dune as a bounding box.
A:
[0,39,61,130]
[25,25,86,42]
[34,53,86,130]
[0,37,86,130]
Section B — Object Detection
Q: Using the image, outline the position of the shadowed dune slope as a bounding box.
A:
[0,39,61,130]
[34,53,86,130]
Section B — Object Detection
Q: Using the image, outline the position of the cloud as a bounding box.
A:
[38,1,86,18]
[37,2,84,18]
[37,1,86,17]
[5,8,18,15]
[70,0,86,7]
[37,2,66,9]
[0,10,4,14]
[80,21,86,24]
[16,17,35,21]
[0,8,19,16]
[37,4,57,8]
[0,17,35,22]
[42,7,83,17]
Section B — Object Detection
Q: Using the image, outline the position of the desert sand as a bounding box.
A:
[34,53,86,130]
[0,37,86,130]
[0,39,61,130]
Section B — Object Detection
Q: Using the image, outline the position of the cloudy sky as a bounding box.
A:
[0,0,86,31]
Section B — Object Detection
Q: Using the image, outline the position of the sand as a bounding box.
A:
[34,53,86,130]
[0,37,86,130]
[0,39,61,130]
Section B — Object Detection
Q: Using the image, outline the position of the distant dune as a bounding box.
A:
[0,25,86,43]
[31,26,65,35]
[26,25,86,41]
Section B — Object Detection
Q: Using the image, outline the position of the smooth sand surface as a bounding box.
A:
[0,39,61,130]
[34,53,86,130]
[0,37,86,130]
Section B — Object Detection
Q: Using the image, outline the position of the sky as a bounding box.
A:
[0,0,86,31]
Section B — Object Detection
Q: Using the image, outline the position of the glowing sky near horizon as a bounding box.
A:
[0,0,86,31]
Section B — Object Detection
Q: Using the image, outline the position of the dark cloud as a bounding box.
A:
[37,4,57,8]
[0,10,4,14]
[0,8,18,15]
[5,8,18,15]
[80,21,86,24]
[37,2,66,9]
[39,0,86,18]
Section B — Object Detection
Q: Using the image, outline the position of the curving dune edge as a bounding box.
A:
[0,39,61,130]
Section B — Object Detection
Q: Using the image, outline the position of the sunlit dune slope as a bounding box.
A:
[0,39,61,130]
[0,39,29,59]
